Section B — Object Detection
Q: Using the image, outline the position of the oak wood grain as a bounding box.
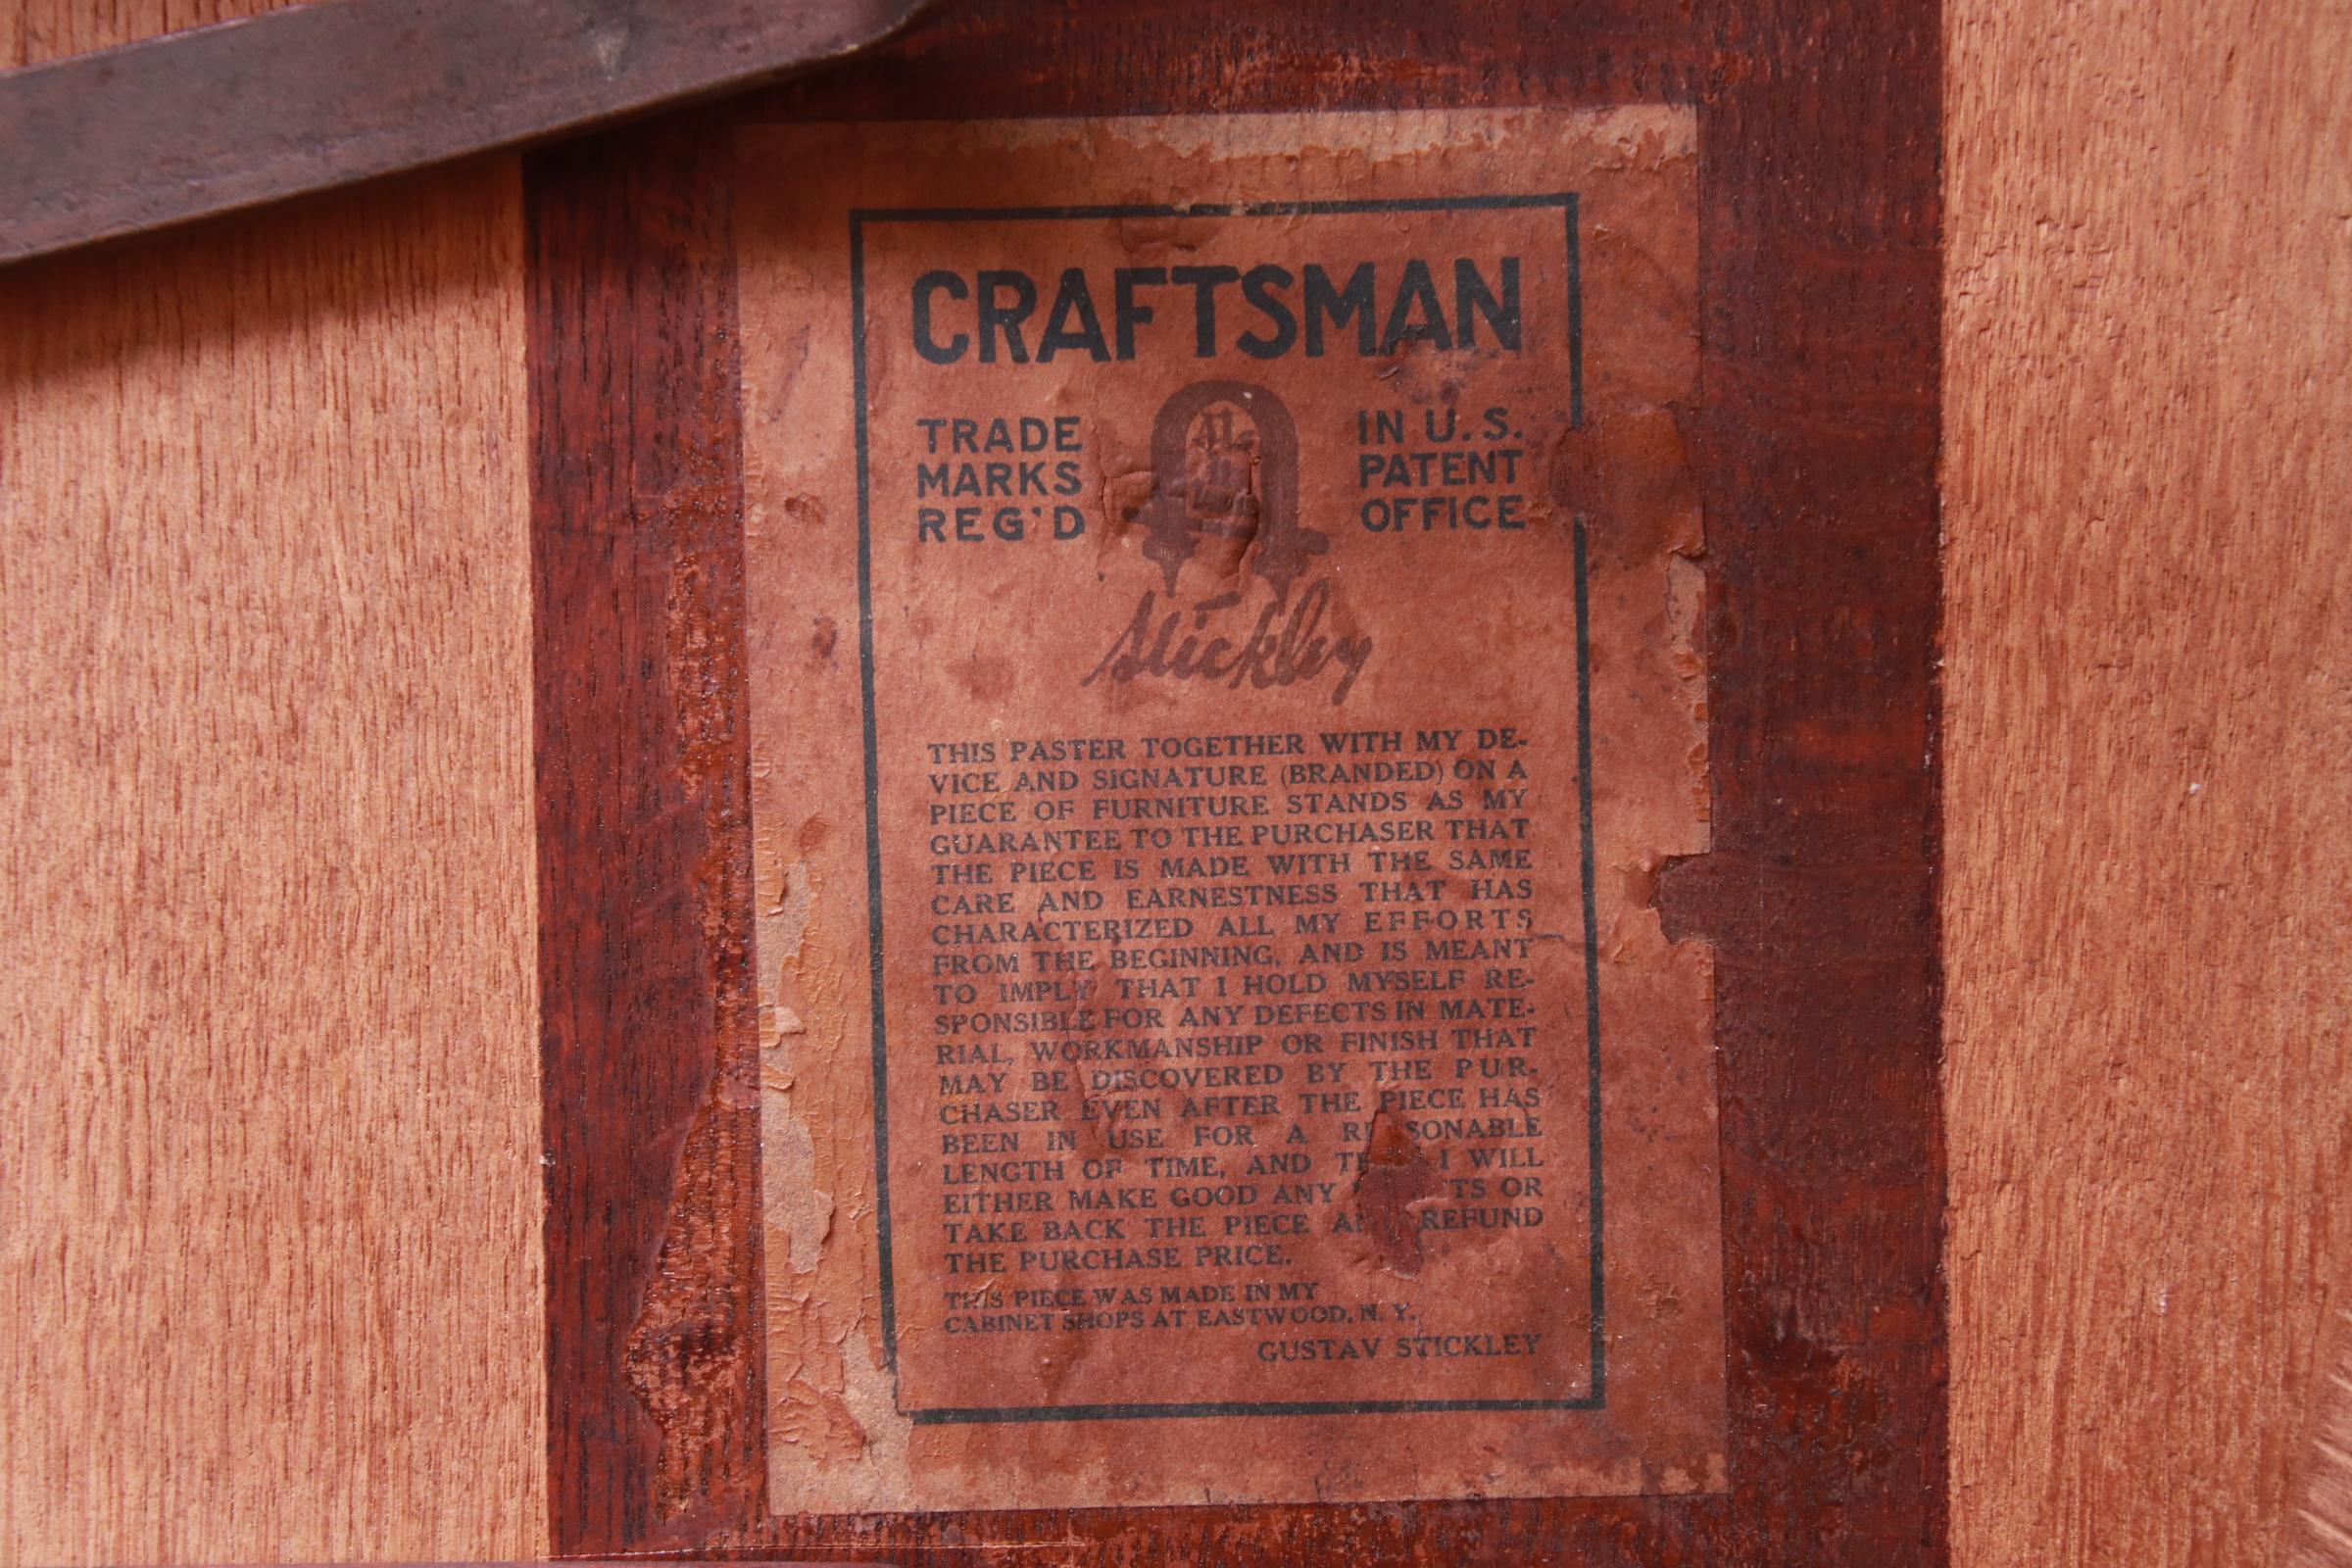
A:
[1943,1,2352,1564]
[0,10,547,1563]
[11,0,245,63]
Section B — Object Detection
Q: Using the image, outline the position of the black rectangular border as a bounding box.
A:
[845,192,1604,1423]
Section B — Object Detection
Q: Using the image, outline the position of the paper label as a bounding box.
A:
[739,107,1721,1511]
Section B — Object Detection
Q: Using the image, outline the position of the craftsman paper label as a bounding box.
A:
[738,109,1719,1512]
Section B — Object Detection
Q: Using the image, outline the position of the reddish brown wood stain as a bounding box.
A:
[530,115,766,1546]
[528,0,1944,1561]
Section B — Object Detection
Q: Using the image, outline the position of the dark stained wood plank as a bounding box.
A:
[528,111,767,1554]
[0,0,929,263]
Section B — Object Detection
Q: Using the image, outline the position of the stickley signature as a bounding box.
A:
[1081,577,1373,707]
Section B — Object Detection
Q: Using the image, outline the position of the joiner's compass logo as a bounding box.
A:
[1135,379,1328,600]
[1088,378,1370,707]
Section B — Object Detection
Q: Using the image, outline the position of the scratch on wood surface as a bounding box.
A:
[2286,1300,2352,1567]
